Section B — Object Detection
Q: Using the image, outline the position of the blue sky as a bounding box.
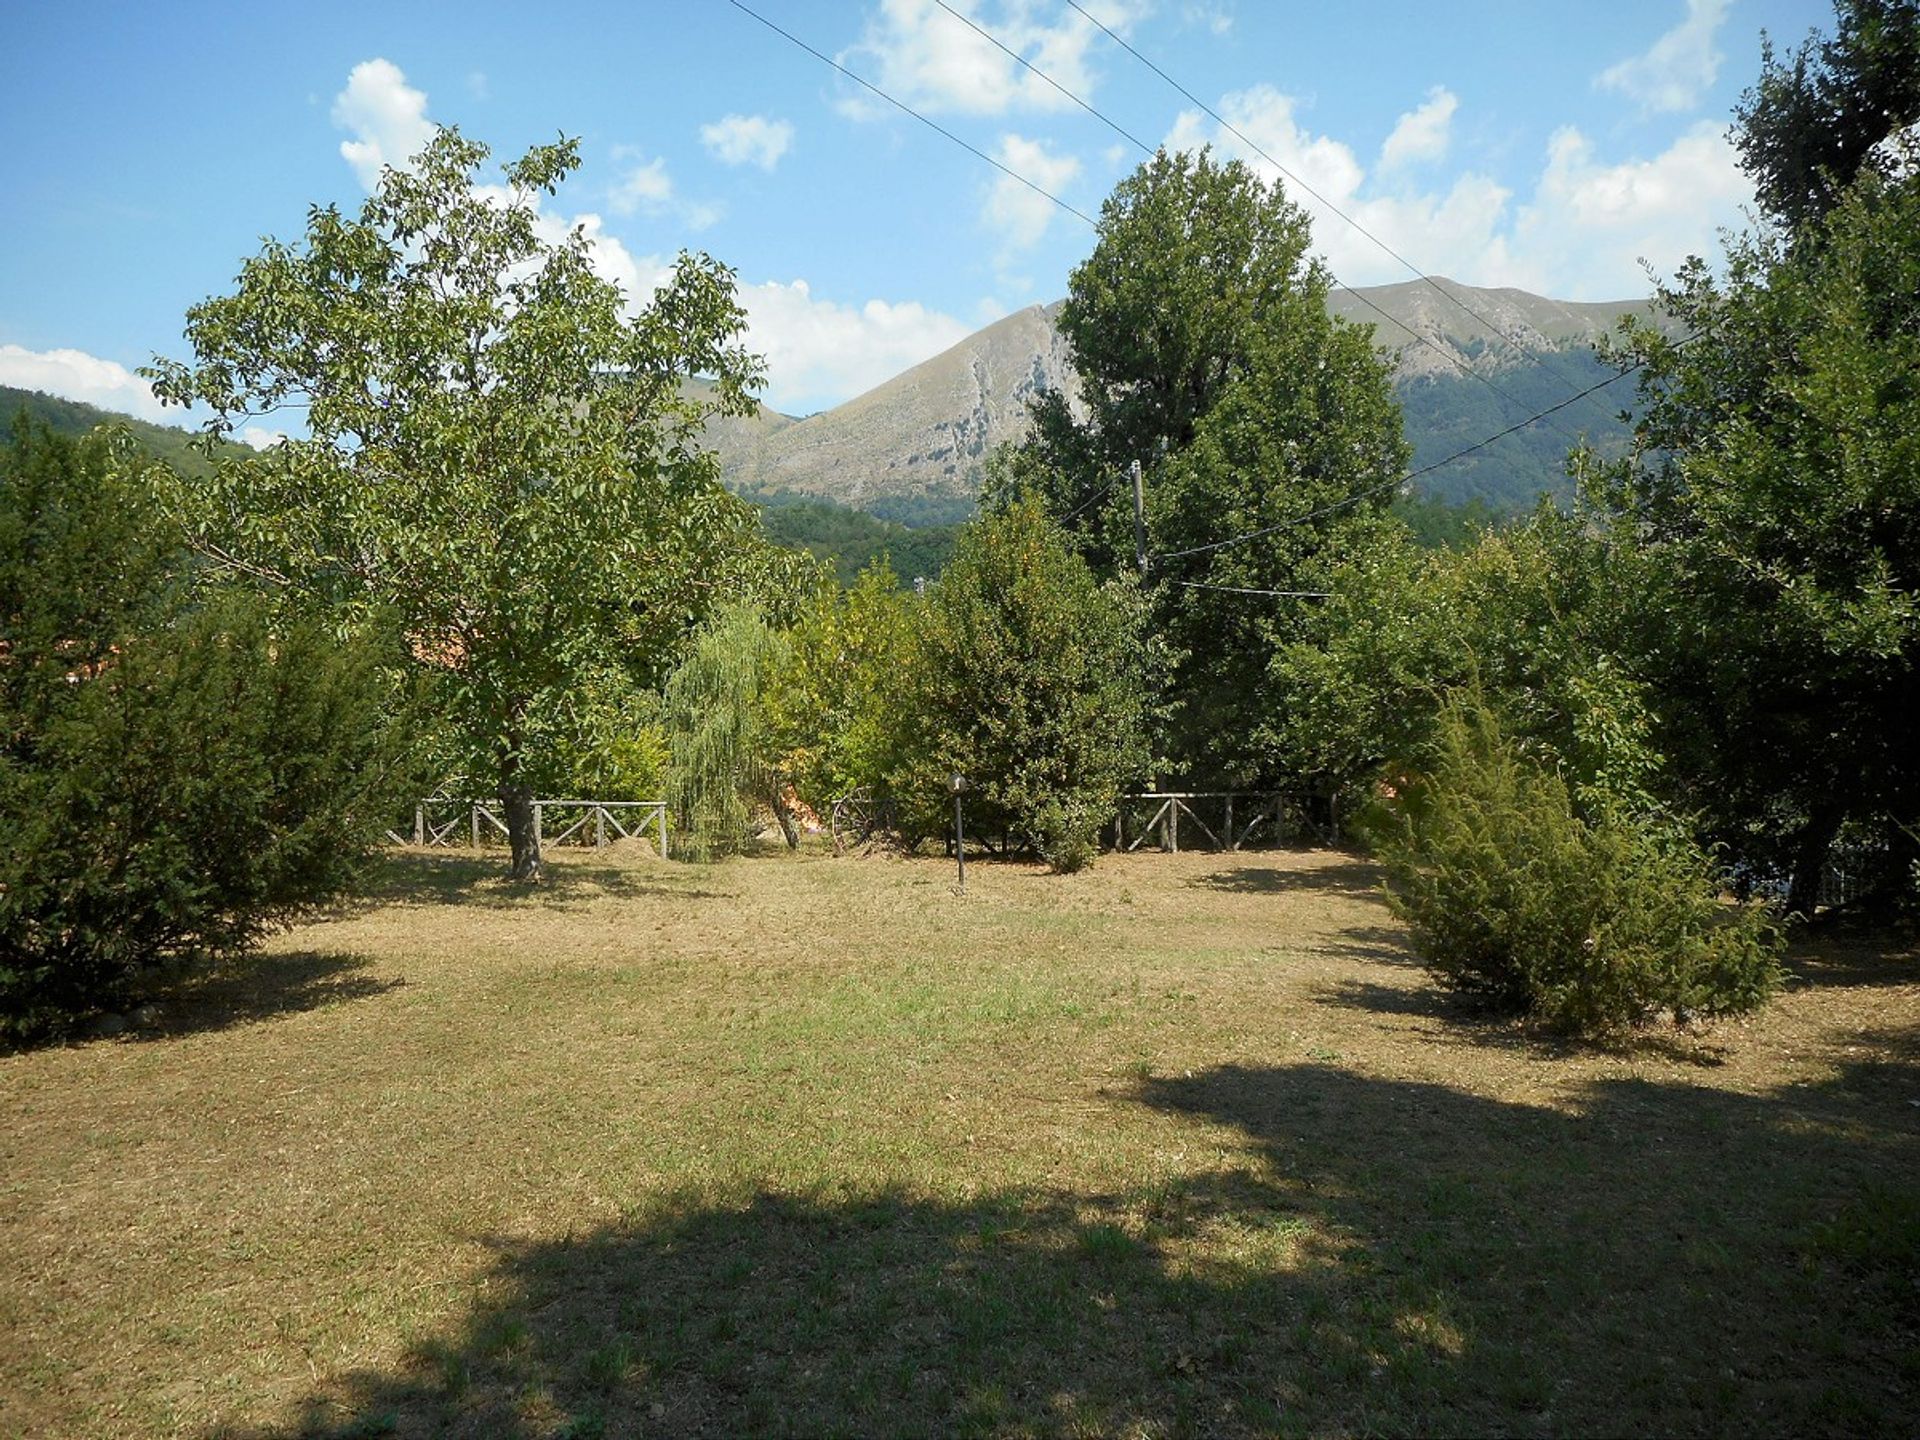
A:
[0,0,1823,423]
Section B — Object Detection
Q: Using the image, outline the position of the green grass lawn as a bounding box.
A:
[2,844,1915,1437]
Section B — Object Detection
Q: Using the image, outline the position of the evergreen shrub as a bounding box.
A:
[1,424,406,1040]
[1383,692,1782,1035]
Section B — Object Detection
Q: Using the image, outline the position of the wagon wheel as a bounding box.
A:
[830,789,895,852]
[830,789,872,853]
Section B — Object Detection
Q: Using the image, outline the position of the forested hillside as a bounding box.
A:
[1395,344,1629,510]
[0,386,234,475]
[757,496,960,585]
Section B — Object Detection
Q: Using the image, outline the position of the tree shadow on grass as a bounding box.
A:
[1782,932,1920,992]
[247,1047,1919,1438]
[1186,857,1386,900]
[364,851,739,910]
[138,949,403,1042]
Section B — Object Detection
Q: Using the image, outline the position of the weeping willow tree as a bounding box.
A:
[663,602,794,861]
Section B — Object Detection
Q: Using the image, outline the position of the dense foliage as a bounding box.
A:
[1390,493,1504,551]
[1273,506,1664,823]
[1734,0,1920,231]
[1582,163,1920,911]
[0,423,405,1040]
[148,128,808,879]
[1383,693,1781,1035]
[889,501,1153,872]
[996,148,1409,789]
[765,563,915,816]
[756,495,960,588]
[664,603,793,861]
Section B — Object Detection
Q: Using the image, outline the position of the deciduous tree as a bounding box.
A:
[1585,169,1920,911]
[149,129,799,879]
[994,148,1408,788]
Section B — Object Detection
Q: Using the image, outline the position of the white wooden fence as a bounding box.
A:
[388,799,669,858]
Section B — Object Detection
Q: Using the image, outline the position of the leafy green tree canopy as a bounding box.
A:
[1735,0,1920,231]
[891,500,1154,871]
[997,147,1409,789]
[148,128,801,878]
[1587,163,1920,911]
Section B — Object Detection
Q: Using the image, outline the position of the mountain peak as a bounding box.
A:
[713,279,1652,522]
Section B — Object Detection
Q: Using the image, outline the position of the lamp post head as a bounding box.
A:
[948,773,969,795]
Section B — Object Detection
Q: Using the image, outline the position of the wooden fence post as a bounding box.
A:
[1169,798,1180,854]
[1224,794,1235,852]
[414,803,424,847]
[595,805,606,848]
[471,804,481,848]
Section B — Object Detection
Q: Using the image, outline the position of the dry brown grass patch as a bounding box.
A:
[2,844,1915,1437]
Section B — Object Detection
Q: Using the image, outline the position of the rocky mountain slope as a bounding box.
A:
[714,279,1656,520]
[719,302,1084,525]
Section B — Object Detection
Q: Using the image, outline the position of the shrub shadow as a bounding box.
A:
[1186,857,1386,900]
[365,851,738,909]
[138,949,402,1042]
[1782,933,1920,992]
[248,1049,1918,1438]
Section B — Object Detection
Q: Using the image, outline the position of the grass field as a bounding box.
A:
[3,843,1916,1438]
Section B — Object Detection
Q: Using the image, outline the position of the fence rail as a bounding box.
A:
[387,799,669,858]
[1112,792,1295,853]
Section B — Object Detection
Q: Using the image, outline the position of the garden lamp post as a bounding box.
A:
[949,772,969,893]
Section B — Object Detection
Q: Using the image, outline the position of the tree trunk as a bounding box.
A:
[769,778,800,850]
[1785,801,1843,917]
[500,776,541,882]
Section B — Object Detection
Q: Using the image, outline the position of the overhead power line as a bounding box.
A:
[1061,0,1620,432]
[1060,469,1126,523]
[726,0,1646,544]
[929,0,1156,154]
[1171,580,1332,598]
[932,1,1590,450]
[1156,343,1675,564]
[726,0,1097,228]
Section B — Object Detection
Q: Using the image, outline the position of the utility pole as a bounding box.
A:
[1130,458,1147,575]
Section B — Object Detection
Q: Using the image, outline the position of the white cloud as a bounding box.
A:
[1380,86,1457,171]
[319,62,962,414]
[838,0,1148,118]
[608,148,721,230]
[1595,0,1730,114]
[1165,85,1752,299]
[738,280,971,413]
[332,58,435,189]
[608,153,673,214]
[985,133,1082,254]
[1514,120,1750,294]
[0,344,173,424]
[1181,3,1233,36]
[466,70,490,101]
[700,113,794,170]
[241,425,290,450]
